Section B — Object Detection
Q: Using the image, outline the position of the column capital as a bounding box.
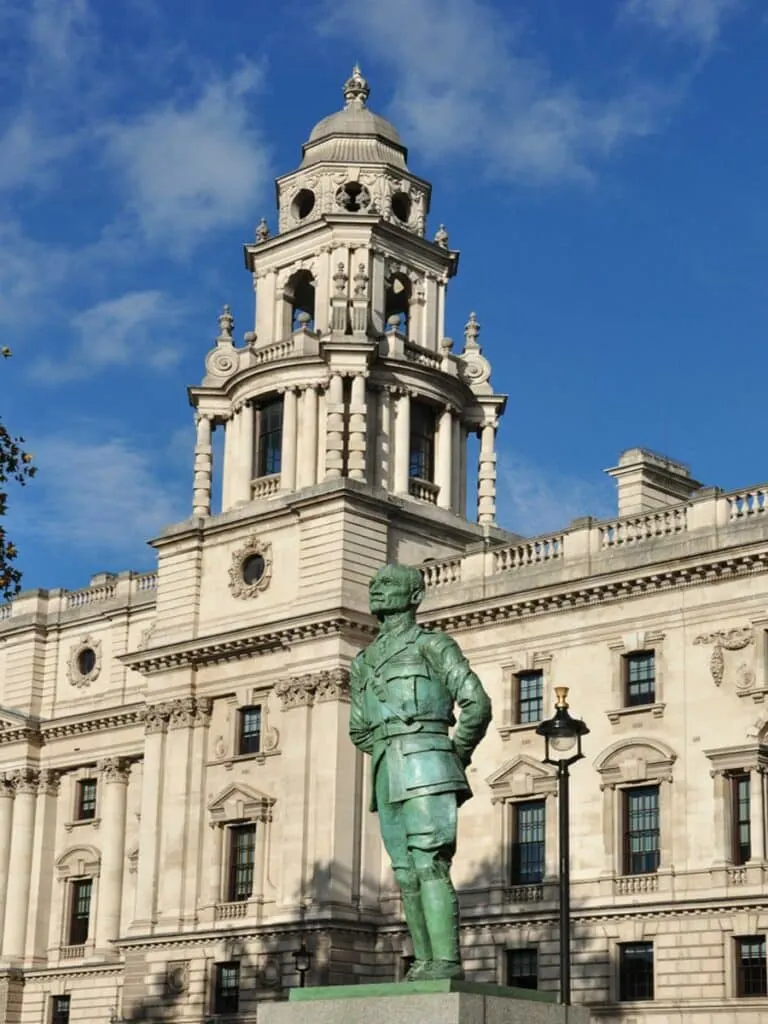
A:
[99,757,131,784]
[38,769,61,796]
[9,767,40,795]
[142,703,170,735]
[168,697,199,730]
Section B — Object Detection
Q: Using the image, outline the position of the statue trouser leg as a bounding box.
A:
[375,759,433,979]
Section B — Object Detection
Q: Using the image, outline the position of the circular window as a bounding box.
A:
[335,182,371,213]
[391,191,412,223]
[291,188,315,220]
[77,647,96,677]
[242,553,266,586]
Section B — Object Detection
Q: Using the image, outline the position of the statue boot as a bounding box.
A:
[396,872,433,981]
[418,872,465,981]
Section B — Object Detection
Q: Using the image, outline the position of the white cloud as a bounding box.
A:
[15,433,186,553]
[321,0,667,185]
[27,0,94,73]
[30,290,181,383]
[496,451,615,537]
[104,62,271,245]
[622,0,741,46]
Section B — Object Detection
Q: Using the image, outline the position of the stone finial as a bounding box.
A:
[464,311,480,349]
[217,305,234,342]
[434,224,449,248]
[439,336,454,354]
[255,217,270,242]
[343,64,370,107]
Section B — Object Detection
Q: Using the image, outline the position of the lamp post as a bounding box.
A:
[536,686,589,1006]
[293,938,312,988]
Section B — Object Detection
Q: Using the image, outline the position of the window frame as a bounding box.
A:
[623,650,656,707]
[51,995,71,1024]
[255,397,283,478]
[213,961,241,1015]
[227,823,257,903]
[622,784,661,876]
[238,705,262,757]
[731,772,752,866]
[735,935,768,998]
[75,778,97,822]
[618,941,655,1002]
[607,633,666,722]
[510,799,546,887]
[505,947,538,990]
[516,669,544,725]
[67,877,93,946]
[408,401,437,482]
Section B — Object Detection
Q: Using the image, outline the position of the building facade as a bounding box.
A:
[1,67,767,1024]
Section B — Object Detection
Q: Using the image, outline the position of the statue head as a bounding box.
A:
[368,564,425,618]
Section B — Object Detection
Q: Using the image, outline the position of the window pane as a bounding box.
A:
[52,995,71,1024]
[733,774,751,866]
[736,936,767,997]
[409,403,436,481]
[214,961,240,1013]
[624,786,660,875]
[239,706,262,755]
[229,825,256,901]
[68,879,92,945]
[506,948,538,989]
[77,780,97,820]
[511,800,545,885]
[257,400,283,477]
[625,652,655,706]
[517,671,543,724]
[619,942,654,1001]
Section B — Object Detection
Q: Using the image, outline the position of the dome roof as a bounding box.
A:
[301,67,407,169]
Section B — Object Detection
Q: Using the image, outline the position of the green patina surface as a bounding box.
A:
[290,980,556,1003]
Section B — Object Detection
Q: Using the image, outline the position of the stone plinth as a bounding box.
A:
[259,981,591,1024]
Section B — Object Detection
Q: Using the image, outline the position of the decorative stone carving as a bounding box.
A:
[228,535,273,600]
[168,697,197,729]
[38,769,61,796]
[9,767,39,794]
[67,635,102,688]
[194,696,213,726]
[98,757,131,784]
[166,961,190,996]
[255,218,270,242]
[142,703,170,735]
[274,676,317,708]
[274,668,350,708]
[694,628,754,686]
[137,623,156,650]
[456,312,492,391]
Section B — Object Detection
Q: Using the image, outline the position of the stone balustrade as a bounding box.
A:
[421,558,463,589]
[251,473,281,501]
[0,569,158,625]
[408,477,440,505]
[614,873,659,896]
[215,901,249,921]
[494,535,565,572]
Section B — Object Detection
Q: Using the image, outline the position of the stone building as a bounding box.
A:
[1,67,767,1024]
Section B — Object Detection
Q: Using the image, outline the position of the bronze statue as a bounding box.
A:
[349,564,492,981]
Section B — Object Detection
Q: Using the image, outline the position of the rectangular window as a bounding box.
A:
[624,651,656,706]
[238,705,262,756]
[256,399,283,477]
[68,879,92,946]
[619,942,654,1001]
[510,800,545,886]
[623,786,660,875]
[736,936,767,997]
[732,773,751,866]
[505,947,538,990]
[409,402,436,481]
[214,961,240,1014]
[76,779,97,821]
[51,995,71,1024]
[228,824,256,902]
[516,670,543,724]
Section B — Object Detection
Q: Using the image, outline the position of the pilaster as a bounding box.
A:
[324,374,345,480]
[94,757,130,955]
[2,768,38,959]
[393,390,410,495]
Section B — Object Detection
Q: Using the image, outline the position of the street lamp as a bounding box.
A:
[536,686,589,1006]
[293,938,312,988]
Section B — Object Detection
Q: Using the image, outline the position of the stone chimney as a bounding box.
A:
[605,448,703,516]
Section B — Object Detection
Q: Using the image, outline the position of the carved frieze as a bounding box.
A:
[274,668,350,708]
[98,757,131,784]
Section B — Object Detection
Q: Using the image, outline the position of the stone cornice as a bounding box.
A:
[421,549,768,633]
[41,705,145,740]
[121,614,376,676]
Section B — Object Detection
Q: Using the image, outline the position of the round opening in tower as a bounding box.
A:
[391,191,411,223]
[335,182,371,213]
[291,189,315,220]
[242,553,266,586]
[77,647,96,676]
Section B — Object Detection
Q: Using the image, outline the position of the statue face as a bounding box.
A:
[368,566,420,616]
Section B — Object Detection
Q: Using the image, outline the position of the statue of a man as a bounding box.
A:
[349,564,492,981]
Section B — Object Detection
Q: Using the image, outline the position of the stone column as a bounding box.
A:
[94,758,130,954]
[451,416,463,515]
[435,406,454,509]
[376,388,392,490]
[157,699,196,928]
[710,770,730,865]
[192,414,213,517]
[324,374,345,480]
[182,699,212,924]
[3,769,38,958]
[238,401,255,502]
[221,411,234,511]
[208,824,225,905]
[393,391,411,495]
[298,385,319,488]
[749,768,767,862]
[477,419,497,525]
[280,388,298,491]
[347,374,367,481]
[0,779,13,952]
[133,705,168,931]
[25,770,60,959]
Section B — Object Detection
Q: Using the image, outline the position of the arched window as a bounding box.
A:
[284,269,315,332]
[385,273,411,335]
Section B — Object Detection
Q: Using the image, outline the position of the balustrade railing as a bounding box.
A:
[252,338,295,365]
[614,873,658,895]
[134,571,157,592]
[403,341,441,370]
[728,489,767,521]
[505,883,544,903]
[600,507,687,548]
[252,474,281,501]
[494,535,564,572]
[421,558,462,588]
[60,944,85,959]
[66,582,118,609]
[408,477,440,505]
[215,901,249,921]
[0,603,11,621]
[727,866,747,885]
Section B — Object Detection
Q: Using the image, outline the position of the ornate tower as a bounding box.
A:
[189,66,507,532]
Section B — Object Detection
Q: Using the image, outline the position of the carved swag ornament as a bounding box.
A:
[694,627,754,688]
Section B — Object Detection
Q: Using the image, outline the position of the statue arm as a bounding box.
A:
[423,633,492,766]
[348,656,374,754]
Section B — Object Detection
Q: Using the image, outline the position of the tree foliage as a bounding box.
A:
[0,348,36,601]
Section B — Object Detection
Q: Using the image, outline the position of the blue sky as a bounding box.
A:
[1,0,765,592]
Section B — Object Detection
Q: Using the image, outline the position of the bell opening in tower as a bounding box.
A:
[385,272,411,336]
[284,269,316,333]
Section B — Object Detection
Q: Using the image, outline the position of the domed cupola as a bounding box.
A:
[274,66,431,236]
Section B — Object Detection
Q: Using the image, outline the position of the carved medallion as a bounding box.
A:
[67,635,102,688]
[228,535,273,599]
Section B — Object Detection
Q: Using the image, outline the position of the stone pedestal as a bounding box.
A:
[260,981,591,1024]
